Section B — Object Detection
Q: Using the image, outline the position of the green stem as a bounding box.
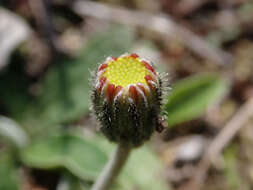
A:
[91,144,131,190]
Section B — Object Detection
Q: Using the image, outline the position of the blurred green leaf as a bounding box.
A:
[0,153,19,190]
[21,133,168,190]
[20,25,134,131]
[0,116,29,147]
[165,73,229,127]
[21,134,107,181]
[0,52,31,119]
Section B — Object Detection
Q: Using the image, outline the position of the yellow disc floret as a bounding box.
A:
[103,56,149,87]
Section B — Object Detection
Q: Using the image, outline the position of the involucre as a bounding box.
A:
[91,53,169,147]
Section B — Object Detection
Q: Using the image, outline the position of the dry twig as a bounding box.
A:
[73,0,232,66]
[179,98,253,190]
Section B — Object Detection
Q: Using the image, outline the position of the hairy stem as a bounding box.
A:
[91,144,131,190]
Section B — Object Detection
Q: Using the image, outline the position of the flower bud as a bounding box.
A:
[91,53,168,147]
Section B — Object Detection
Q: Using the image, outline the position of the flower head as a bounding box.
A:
[91,53,168,147]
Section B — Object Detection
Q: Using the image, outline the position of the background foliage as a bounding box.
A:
[1,0,253,190]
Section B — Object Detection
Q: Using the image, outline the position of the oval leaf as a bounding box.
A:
[165,73,229,127]
[21,134,108,180]
[21,133,168,190]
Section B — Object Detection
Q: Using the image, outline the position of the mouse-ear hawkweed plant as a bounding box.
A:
[91,53,169,190]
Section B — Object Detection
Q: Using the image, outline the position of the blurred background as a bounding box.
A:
[1,0,253,190]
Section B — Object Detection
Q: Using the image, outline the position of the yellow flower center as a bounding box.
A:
[103,56,149,87]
